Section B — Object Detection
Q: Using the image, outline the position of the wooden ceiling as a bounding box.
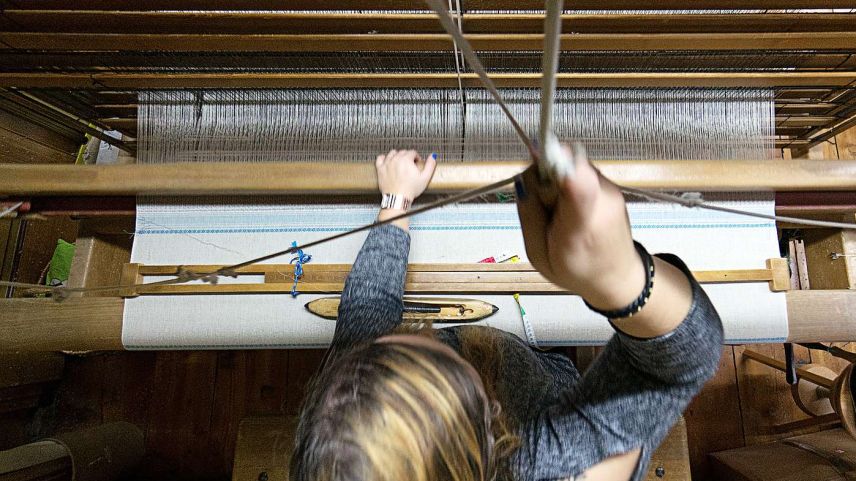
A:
[0,1,854,151]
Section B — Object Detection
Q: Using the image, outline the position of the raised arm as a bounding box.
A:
[514,147,723,481]
[329,150,437,352]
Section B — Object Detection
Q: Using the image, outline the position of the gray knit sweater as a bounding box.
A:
[328,225,723,481]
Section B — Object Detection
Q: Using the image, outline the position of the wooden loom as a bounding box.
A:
[1,2,856,351]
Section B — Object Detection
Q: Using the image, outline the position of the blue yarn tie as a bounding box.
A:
[289,241,312,297]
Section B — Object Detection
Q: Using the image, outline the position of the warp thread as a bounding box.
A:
[289,241,312,297]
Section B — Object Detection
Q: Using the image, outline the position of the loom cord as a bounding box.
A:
[423,0,540,161]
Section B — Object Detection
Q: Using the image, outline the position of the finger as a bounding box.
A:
[384,149,397,165]
[420,153,437,183]
[391,149,412,166]
[556,144,600,226]
[375,154,385,168]
[516,166,552,275]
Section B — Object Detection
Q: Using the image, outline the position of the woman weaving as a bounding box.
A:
[290,147,723,481]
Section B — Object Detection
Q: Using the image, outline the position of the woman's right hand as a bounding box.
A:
[516,145,646,312]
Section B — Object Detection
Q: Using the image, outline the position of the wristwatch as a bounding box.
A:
[380,193,412,212]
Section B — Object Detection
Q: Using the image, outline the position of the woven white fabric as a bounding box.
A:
[123,197,786,349]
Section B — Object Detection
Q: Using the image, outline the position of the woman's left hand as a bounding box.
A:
[376,149,437,201]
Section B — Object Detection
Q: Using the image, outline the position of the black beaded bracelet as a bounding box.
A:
[583,241,655,320]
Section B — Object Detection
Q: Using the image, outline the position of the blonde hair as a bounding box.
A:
[290,326,518,481]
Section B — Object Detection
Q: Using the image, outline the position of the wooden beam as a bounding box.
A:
[777,116,839,128]
[0,297,125,351]
[1,72,854,89]
[3,32,854,52]
[787,290,856,342]
[1,290,854,350]
[124,260,789,296]
[6,0,856,10]
[3,12,855,35]
[2,159,855,196]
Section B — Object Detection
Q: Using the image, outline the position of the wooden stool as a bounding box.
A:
[743,349,856,438]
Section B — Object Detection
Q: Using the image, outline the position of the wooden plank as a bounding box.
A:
[232,416,297,481]
[100,352,156,428]
[284,350,326,415]
[0,217,20,298]
[777,89,835,101]
[0,126,75,164]
[135,281,564,294]
[129,261,786,295]
[3,159,856,197]
[777,116,840,128]
[0,297,124,351]
[1,72,854,89]
[803,229,856,289]
[138,262,548,274]
[8,216,78,297]
[209,351,248,477]
[145,351,220,479]
[0,352,64,389]
[788,290,856,342]
[741,349,835,388]
[67,220,133,296]
[7,0,856,10]
[645,417,691,481]
[242,350,289,415]
[684,347,745,480]
[49,354,105,433]
[0,107,79,153]
[777,103,837,115]
[5,12,856,34]
[1,290,854,351]
[4,32,855,52]
[836,124,856,160]
[734,344,814,446]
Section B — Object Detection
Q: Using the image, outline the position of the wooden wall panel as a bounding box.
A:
[0,108,79,164]
[144,351,220,479]
[684,347,745,481]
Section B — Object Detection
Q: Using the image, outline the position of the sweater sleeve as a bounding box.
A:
[513,253,724,481]
[328,224,411,352]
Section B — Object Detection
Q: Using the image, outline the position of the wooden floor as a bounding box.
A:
[2,342,842,481]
